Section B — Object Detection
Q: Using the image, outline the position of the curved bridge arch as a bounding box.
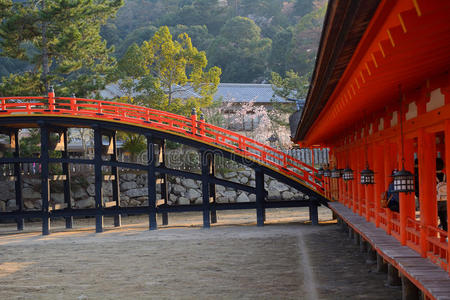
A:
[0,94,328,235]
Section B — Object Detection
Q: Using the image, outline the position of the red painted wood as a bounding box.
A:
[444,120,450,274]
[418,129,437,257]
[0,95,325,195]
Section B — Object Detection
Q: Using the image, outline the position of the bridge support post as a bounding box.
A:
[401,275,420,300]
[354,232,360,246]
[376,253,387,273]
[200,150,212,228]
[255,168,265,227]
[12,129,24,231]
[111,132,121,227]
[366,245,377,264]
[387,264,402,286]
[146,135,157,230]
[62,128,73,229]
[360,238,368,253]
[40,124,50,235]
[93,127,104,233]
[309,201,319,225]
[209,155,217,224]
[159,140,169,226]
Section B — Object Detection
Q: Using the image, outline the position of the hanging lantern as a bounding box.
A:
[317,167,324,176]
[342,167,354,181]
[360,166,374,184]
[394,86,415,194]
[392,168,415,193]
[331,167,341,178]
[323,168,331,177]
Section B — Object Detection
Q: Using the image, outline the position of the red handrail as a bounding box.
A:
[406,217,421,253]
[0,95,325,195]
[426,225,448,270]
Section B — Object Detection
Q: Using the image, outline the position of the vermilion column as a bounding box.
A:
[384,142,394,235]
[358,146,365,216]
[373,142,384,228]
[418,129,437,257]
[336,151,342,203]
[346,149,353,209]
[399,137,415,246]
[352,146,358,213]
[444,120,450,273]
[338,152,345,205]
[365,144,374,221]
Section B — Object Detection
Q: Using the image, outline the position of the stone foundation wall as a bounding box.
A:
[0,170,306,211]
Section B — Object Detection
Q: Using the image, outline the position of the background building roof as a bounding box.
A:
[214,83,286,103]
[100,82,297,104]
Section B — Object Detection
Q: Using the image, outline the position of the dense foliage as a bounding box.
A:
[0,0,326,89]
[115,26,221,115]
[0,0,123,96]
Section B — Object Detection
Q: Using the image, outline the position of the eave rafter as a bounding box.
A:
[297,0,450,146]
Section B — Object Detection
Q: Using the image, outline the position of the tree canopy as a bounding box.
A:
[208,17,271,83]
[116,26,221,115]
[0,0,326,85]
[0,0,123,96]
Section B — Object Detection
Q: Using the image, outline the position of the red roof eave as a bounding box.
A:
[300,0,450,146]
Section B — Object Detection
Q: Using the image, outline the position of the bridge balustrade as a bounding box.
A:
[0,95,325,194]
[0,93,329,235]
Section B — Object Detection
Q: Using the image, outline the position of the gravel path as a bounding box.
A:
[0,208,401,299]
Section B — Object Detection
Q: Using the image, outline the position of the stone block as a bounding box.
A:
[120,181,137,191]
[236,193,249,203]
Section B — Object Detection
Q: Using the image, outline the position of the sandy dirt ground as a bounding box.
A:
[0,207,401,299]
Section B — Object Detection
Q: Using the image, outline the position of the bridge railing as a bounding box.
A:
[0,95,325,194]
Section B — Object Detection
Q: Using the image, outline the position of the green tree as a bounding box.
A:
[119,26,221,115]
[114,25,158,58]
[208,16,271,82]
[115,43,146,100]
[0,0,123,96]
[287,1,326,75]
[268,28,293,75]
[169,25,213,51]
[292,0,315,18]
[271,70,309,102]
[269,70,309,129]
[166,0,231,35]
[121,132,146,162]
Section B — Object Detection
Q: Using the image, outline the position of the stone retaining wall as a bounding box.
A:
[0,170,306,211]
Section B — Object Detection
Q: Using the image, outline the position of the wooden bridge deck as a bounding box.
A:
[329,202,450,300]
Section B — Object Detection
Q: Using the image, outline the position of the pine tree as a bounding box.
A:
[0,0,123,96]
[117,26,222,115]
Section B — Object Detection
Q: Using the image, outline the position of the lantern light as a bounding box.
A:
[342,167,354,181]
[395,85,415,194]
[392,168,415,193]
[317,167,324,176]
[331,167,341,178]
[360,166,375,185]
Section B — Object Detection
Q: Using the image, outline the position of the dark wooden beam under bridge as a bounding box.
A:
[0,116,327,235]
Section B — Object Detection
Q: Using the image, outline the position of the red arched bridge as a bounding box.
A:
[0,91,328,235]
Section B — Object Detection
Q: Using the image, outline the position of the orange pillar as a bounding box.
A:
[346,149,353,209]
[358,146,365,216]
[366,144,374,221]
[337,151,342,203]
[339,152,345,205]
[418,129,437,257]
[399,137,416,246]
[352,147,358,213]
[373,143,384,228]
[444,120,450,273]
[384,142,394,235]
